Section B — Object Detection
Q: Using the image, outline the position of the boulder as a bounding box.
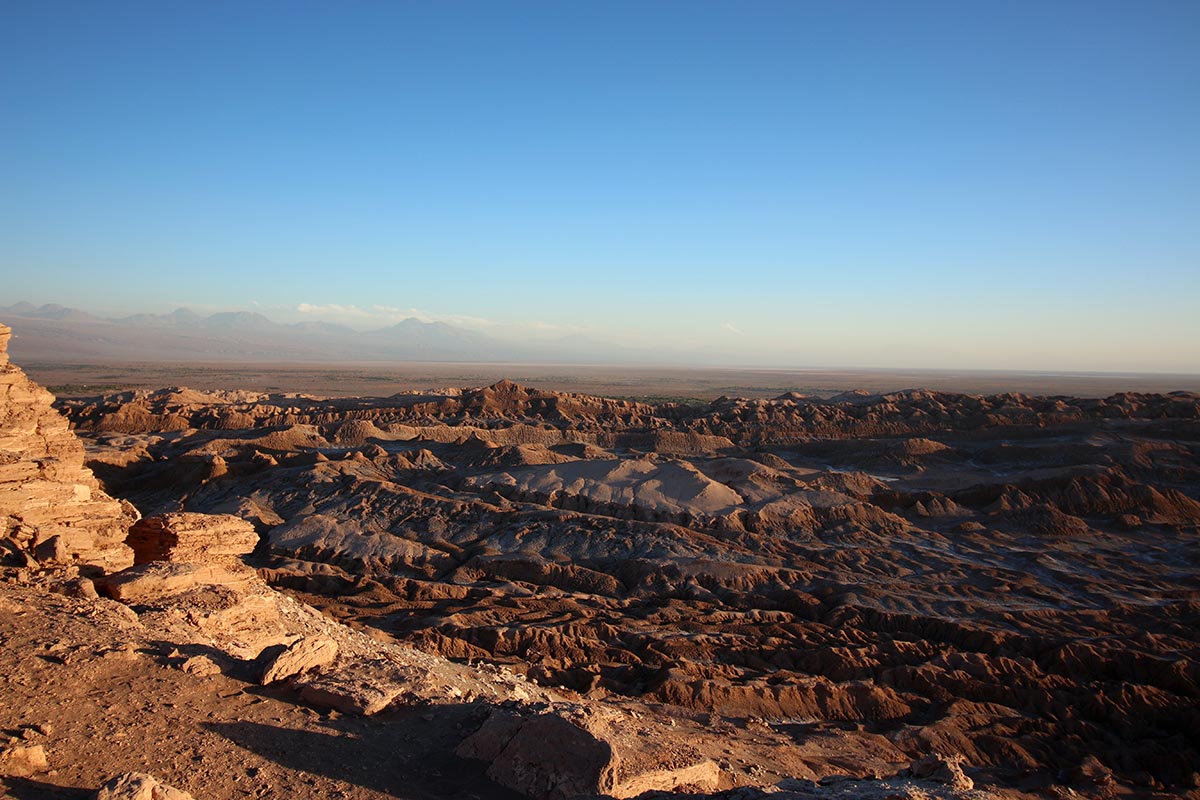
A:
[126,512,258,565]
[297,676,405,715]
[96,562,258,603]
[260,636,339,684]
[458,707,721,800]
[0,744,48,777]
[180,654,221,676]
[53,576,100,600]
[95,772,195,800]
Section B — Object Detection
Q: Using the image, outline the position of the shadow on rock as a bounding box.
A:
[145,639,261,681]
[0,776,92,800]
[204,705,526,800]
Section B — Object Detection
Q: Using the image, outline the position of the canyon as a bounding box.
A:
[3,319,1198,799]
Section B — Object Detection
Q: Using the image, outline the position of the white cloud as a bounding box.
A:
[291,302,593,339]
[721,322,744,335]
[297,302,376,318]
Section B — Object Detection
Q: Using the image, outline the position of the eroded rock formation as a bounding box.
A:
[58,376,1200,795]
[0,322,135,571]
[126,512,258,565]
[3,317,1193,798]
[5,332,847,800]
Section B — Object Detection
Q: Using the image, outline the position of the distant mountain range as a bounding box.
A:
[0,302,654,364]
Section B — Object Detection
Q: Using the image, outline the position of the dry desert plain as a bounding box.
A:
[21,359,1200,401]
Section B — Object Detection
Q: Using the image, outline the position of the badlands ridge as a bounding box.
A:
[2,319,1198,799]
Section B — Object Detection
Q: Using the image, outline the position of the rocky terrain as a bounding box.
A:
[4,318,1199,798]
[1,319,1030,800]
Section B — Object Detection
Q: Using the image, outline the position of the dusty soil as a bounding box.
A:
[0,581,528,800]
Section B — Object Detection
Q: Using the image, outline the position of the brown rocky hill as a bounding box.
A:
[45,359,1200,796]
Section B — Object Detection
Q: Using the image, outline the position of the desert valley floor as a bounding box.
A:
[3,337,1198,799]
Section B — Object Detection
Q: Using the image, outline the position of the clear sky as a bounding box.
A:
[2,1,1198,372]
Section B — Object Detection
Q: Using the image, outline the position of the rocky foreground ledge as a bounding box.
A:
[0,557,1002,800]
[0,319,1018,800]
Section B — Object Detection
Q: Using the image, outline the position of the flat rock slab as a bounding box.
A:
[297,663,408,715]
[260,636,339,684]
[97,562,257,603]
[127,512,258,565]
[458,707,720,800]
[96,772,196,800]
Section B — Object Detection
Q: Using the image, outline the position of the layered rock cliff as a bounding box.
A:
[0,322,135,570]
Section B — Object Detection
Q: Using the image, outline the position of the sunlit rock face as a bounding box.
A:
[0,322,136,571]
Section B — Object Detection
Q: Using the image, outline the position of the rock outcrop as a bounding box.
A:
[259,636,339,684]
[0,322,135,571]
[0,744,49,778]
[96,772,196,800]
[458,706,721,800]
[60,374,1200,794]
[126,512,258,565]
[96,561,260,604]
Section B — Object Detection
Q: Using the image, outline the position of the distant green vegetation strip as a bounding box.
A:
[48,384,133,396]
[603,395,712,406]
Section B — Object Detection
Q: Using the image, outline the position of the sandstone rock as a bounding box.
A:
[95,772,195,800]
[53,577,100,600]
[126,512,258,565]
[468,711,615,800]
[96,562,258,603]
[297,669,406,715]
[909,753,974,791]
[0,321,135,571]
[260,636,338,684]
[0,743,49,777]
[96,561,289,659]
[458,707,721,800]
[33,534,69,562]
[180,654,221,676]
[455,709,528,762]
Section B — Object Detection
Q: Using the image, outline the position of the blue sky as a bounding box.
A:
[2,1,1198,371]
